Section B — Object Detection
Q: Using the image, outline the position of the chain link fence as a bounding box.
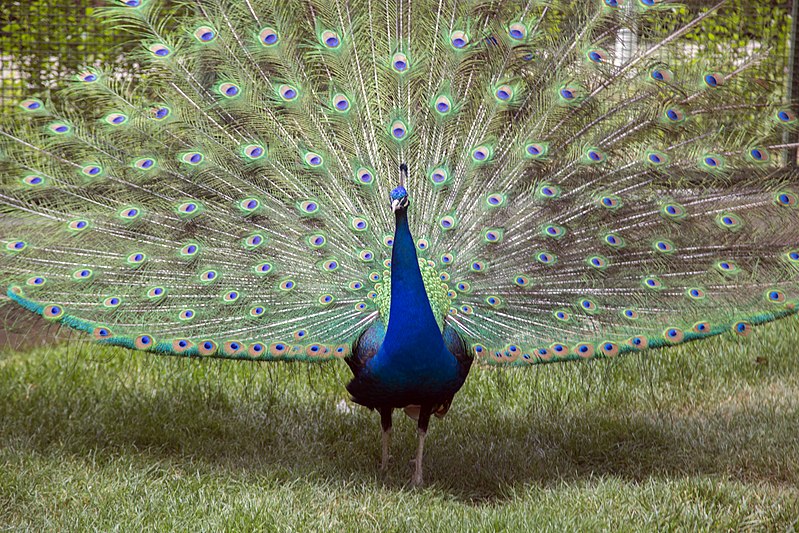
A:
[0,0,795,106]
[0,0,134,106]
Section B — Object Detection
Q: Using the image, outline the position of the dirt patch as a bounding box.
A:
[0,302,65,352]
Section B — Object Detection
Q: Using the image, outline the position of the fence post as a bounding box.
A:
[614,3,638,67]
[786,0,799,167]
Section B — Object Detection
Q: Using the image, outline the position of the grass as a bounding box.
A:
[1,316,798,531]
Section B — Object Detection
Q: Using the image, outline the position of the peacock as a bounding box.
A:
[1,0,798,486]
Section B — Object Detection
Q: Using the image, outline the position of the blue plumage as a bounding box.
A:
[348,187,469,405]
[346,186,471,483]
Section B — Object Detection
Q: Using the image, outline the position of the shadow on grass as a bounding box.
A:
[1,335,797,502]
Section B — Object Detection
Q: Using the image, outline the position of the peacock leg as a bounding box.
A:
[379,406,393,471]
[410,405,433,486]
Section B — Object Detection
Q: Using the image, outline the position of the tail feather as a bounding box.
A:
[1,0,797,363]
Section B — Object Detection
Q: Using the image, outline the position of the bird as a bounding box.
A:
[1,0,798,486]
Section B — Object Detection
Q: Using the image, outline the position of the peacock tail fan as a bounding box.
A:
[1,0,797,365]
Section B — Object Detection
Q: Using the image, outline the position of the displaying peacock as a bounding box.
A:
[2,0,798,486]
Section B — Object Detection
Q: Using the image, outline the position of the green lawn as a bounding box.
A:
[1,317,798,531]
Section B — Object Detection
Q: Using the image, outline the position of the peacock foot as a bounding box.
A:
[409,459,423,487]
[411,461,424,487]
[380,427,392,471]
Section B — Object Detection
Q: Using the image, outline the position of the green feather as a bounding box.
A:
[1,0,797,366]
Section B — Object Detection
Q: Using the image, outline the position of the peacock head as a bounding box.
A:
[390,186,409,212]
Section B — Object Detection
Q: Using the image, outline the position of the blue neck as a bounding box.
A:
[380,208,447,357]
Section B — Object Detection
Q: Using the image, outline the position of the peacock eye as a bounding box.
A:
[259,27,279,46]
[508,23,527,40]
[149,44,171,58]
[219,83,240,98]
[434,96,451,114]
[194,26,216,42]
[333,94,350,111]
[450,30,469,49]
[392,53,409,72]
[321,30,340,48]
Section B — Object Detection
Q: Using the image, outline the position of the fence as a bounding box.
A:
[0,0,130,104]
[0,0,795,106]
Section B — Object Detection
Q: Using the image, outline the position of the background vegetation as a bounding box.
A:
[0,0,794,106]
[1,0,119,103]
[656,1,791,87]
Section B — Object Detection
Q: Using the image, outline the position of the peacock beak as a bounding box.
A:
[391,198,409,212]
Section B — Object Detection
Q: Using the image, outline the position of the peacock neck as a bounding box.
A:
[380,208,447,358]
